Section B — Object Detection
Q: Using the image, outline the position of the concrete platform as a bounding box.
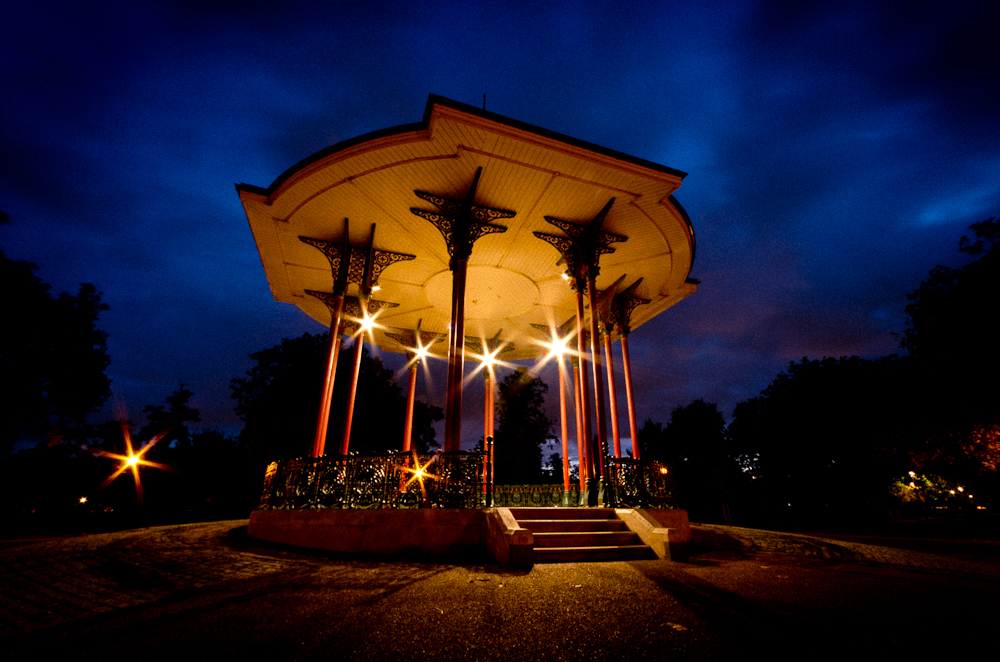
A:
[248,508,488,559]
[248,507,691,564]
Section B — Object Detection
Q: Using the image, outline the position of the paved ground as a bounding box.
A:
[2,520,998,660]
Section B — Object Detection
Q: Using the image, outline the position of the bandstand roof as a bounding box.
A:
[237,95,697,360]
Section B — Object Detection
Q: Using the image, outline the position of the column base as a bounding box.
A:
[585,477,601,507]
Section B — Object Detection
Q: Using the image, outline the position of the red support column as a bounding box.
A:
[533,197,624,505]
[483,371,492,490]
[339,331,365,456]
[411,167,512,455]
[444,257,468,453]
[402,361,418,452]
[586,277,608,483]
[621,335,641,460]
[488,372,495,440]
[484,372,491,451]
[604,333,622,458]
[483,374,496,493]
[574,291,593,482]
[487,374,494,492]
[311,294,344,457]
[572,361,586,491]
[301,225,413,459]
[557,357,571,492]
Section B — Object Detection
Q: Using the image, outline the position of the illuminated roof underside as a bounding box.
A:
[237,96,697,360]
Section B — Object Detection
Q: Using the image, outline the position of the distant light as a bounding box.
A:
[949,490,956,495]
[908,471,916,477]
[659,467,669,474]
[79,497,87,504]
[126,456,140,467]
[957,486,964,492]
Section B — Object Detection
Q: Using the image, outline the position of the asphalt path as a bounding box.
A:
[2,520,998,661]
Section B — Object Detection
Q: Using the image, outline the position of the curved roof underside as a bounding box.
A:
[237,95,697,360]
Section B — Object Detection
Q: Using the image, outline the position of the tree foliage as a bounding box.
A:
[902,217,999,373]
[1,384,257,536]
[139,382,201,454]
[729,356,905,517]
[494,368,553,484]
[897,217,1000,484]
[1,250,111,452]
[720,217,1000,519]
[639,399,738,520]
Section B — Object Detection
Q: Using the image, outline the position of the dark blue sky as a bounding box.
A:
[3,0,998,447]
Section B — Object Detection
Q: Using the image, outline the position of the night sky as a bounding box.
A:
[3,1,998,450]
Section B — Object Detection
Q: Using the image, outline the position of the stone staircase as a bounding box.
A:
[509,507,655,563]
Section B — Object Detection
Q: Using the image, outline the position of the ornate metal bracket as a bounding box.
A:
[385,323,448,361]
[300,220,415,295]
[410,167,514,269]
[609,277,650,337]
[306,291,399,334]
[533,198,626,287]
[465,328,515,357]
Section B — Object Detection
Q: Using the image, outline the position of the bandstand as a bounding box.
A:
[238,96,696,563]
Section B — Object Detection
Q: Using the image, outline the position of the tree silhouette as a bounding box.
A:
[1,248,111,453]
[898,216,1000,491]
[493,368,553,484]
[637,419,666,462]
[658,399,736,521]
[140,382,201,455]
[729,356,905,520]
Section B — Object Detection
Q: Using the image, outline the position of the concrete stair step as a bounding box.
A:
[507,507,656,563]
[508,507,617,520]
[534,545,655,563]
[515,519,626,533]
[533,531,640,548]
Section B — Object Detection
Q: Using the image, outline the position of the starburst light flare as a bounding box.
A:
[92,417,175,504]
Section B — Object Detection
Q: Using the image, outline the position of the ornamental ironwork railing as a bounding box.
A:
[491,484,583,507]
[604,457,677,509]
[257,451,677,510]
[258,450,486,510]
